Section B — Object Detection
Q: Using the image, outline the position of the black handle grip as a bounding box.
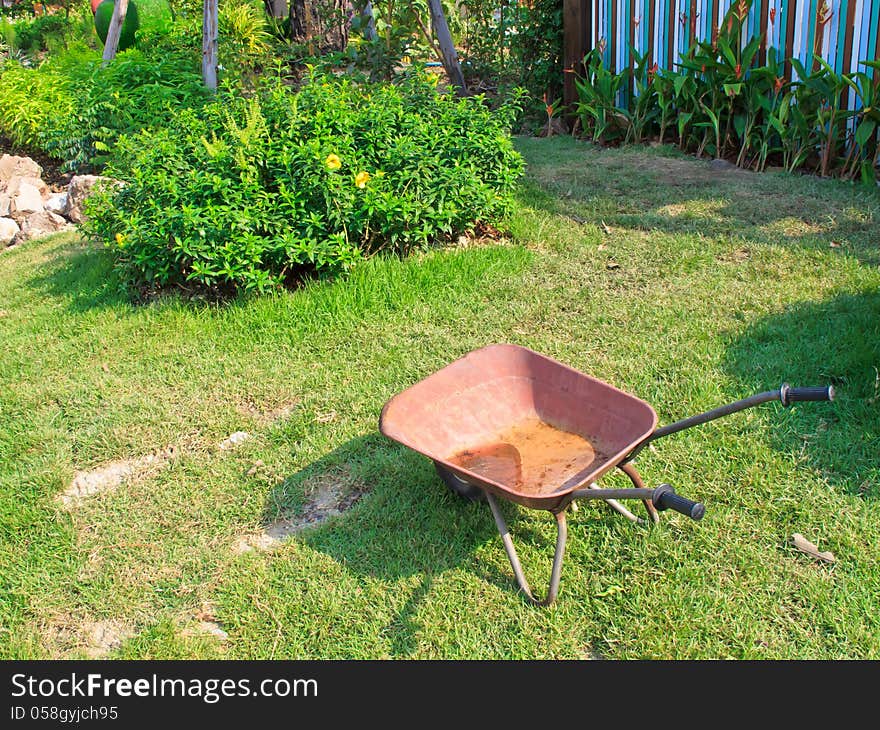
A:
[779,383,835,406]
[652,484,705,521]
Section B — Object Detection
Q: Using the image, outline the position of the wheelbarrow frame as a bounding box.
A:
[379,344,834,606]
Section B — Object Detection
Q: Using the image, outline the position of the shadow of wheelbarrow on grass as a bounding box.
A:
[723,289,880,498]
[259,434,525,656]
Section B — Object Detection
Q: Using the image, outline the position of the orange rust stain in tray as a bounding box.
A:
[448,418,609,495]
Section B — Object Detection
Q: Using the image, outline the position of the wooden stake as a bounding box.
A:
[101,0,129,63]
[202,0,218,91]
[426,0,466,94]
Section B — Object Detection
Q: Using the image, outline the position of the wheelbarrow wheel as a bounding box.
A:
[433,462,485,502]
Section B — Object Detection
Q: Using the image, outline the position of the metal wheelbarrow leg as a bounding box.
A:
[485,492,568,606]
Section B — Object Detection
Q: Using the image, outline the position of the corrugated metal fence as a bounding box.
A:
[578,0,880,81]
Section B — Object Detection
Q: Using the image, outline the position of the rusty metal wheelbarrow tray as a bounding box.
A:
[380,344,657,512]
[379,344,834,605]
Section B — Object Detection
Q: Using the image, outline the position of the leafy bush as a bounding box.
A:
[13,13,74,53]
[41,46,209,171]
[83,71,524,293]
[0,59,73,147]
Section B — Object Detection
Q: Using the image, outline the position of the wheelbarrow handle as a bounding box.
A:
[651,484,705,521]
[780,383,835,406]
[623,382,835,463]
[570,484,706,521]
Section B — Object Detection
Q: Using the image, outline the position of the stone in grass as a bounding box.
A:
[0,217,20,246]
[218,431,251,450]
[12,211,68,245]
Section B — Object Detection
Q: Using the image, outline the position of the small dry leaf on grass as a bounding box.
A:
[605,260,620,271]
[829,241,842,248]
[600,221,612,235]
[792,533,836,563]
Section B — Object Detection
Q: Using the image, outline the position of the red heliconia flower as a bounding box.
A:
[769,7,777,25]
[701,64,707,73]
[736,0,749,20]
[735,63,742,78]
[648,62,659,80]
[774,76,784,93]
[598,38,607,54]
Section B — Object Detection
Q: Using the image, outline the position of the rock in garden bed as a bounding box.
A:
[0,154,120,249]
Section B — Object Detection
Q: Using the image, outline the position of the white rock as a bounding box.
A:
[45,192,68,216]
[0,217,20,246]
[218,431,251,450]
[4,175,48,198]
[0,195,9,218]
[12,182,44,215]
[0,154,41,183]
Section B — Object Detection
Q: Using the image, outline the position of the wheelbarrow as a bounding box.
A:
[379,344,834,605]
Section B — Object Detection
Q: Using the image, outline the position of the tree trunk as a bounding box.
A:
[289,0,311,42]
[265,0,288,17]
[102,0,129,63]
[426,0,466,94]
[202,0,218,91]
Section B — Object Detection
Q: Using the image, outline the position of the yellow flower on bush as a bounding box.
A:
[325,154,342,171]
[115,232,126,246]
[355,171,371,188]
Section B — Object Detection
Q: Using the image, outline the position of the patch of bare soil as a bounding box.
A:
[233,469,367,554]
[594,152,751,186]
[42,615,135,659]
[58,425,265,509]
[236,398,300,426]
[58,446,178,509]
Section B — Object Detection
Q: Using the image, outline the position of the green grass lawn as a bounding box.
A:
[1,136,878,659]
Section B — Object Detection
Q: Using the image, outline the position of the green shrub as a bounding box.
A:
[83,72,524,294]
[13,13,76,53]
[41,46,209,170]
[0,59,73,148]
